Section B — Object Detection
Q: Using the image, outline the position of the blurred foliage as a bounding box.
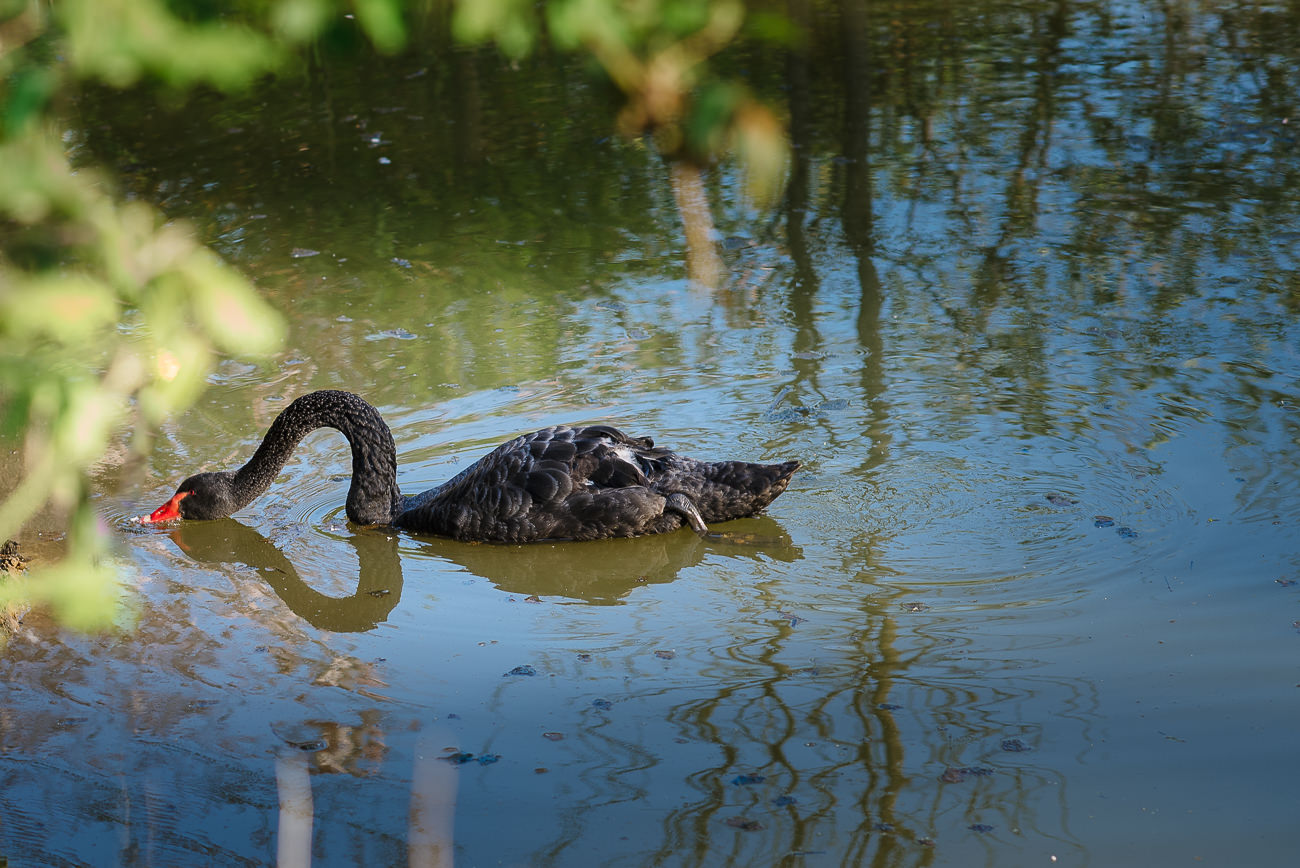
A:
[0,0,409,632]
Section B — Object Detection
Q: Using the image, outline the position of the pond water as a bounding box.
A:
[4,1,1300,865]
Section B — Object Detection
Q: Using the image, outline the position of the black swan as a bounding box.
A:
[139,390,799,543]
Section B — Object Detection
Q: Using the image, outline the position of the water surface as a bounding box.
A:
[3,1,1299,866]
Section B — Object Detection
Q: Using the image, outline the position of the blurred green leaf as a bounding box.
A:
[187,256,287,355]
[744,10,802,45]
[272,0,332,42]
[60,0,280,91]
[354,0,407,53]
[0,275,118,342]
[454,0,540,58]
[3,66,57,137]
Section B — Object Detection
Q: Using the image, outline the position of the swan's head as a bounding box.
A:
[138,472,238,523]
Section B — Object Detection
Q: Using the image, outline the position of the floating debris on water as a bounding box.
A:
[724,817,765,831]
[730,774,766,787]
[365,328,418,341]
[504,665,536,677]
[439,752,500,765]
[940,766,995,783]
[763,387,849,421]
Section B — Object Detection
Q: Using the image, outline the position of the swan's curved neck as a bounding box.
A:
[232,391,400,524]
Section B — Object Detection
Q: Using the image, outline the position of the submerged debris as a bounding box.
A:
[724,817,766,832]
[730,774,766,787]
[439,752,500,766]
[940,766,995,783]
[504,665,537,677]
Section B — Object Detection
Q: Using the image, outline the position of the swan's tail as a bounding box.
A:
[655,459,800,524]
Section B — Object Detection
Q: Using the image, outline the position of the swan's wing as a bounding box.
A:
[399,425,679,541]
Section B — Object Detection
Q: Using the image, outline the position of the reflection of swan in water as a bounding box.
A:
[163,513,800,617]
[417,515,803,605]
[166,519,403,633]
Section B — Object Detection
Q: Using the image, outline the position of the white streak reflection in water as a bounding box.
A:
[409,730,458,868]
[276,751,313,868]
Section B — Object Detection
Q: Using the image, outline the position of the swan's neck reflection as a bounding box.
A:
[169,519,403,632]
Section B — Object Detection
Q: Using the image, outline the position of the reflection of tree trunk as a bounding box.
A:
[973,1,1067,314]
[670,161,724,288]
[786,0,822,383]
[841,2,919,862]
[785,0,816,295]
[453,51,483,170]
[841,0,874,261]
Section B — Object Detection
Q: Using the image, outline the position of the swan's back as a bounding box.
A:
[395,425,798,543]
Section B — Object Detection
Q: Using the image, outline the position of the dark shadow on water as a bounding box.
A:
[166,516,801,618]
[410,516,803,605]
[167,519,404,632]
